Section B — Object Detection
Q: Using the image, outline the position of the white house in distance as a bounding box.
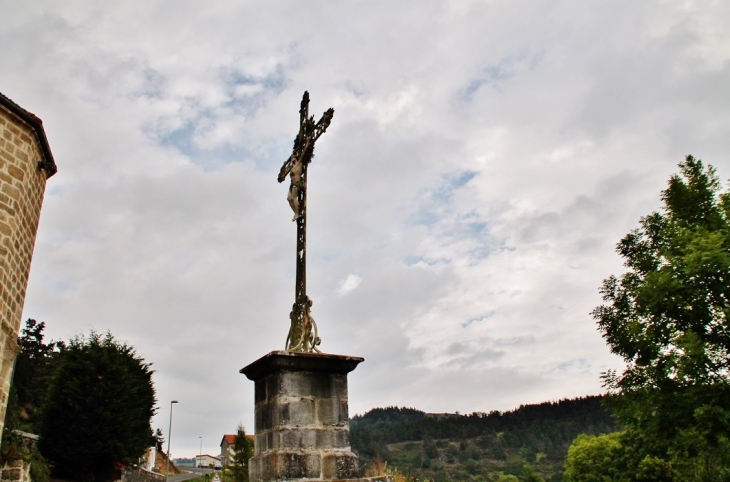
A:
[195,454,221,468]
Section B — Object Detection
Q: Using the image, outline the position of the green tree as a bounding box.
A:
[229,424,254,482]
[423,436,439,459]
[592,156,730,480]
[521,463,545,482]
[0,320,61,482]
[38,331,156,481]
[563,432,624,482]
[8,319,64,432]
[497,475,519,482]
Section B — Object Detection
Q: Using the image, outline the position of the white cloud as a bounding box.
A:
[338,274,362,295]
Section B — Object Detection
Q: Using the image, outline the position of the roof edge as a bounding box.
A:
[0,92,57,178]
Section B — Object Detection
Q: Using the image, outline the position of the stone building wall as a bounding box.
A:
[0,94,56,442]
[121,467,165,482]
[0,459,30,482]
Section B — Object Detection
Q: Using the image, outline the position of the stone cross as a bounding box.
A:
[277,91,334,353]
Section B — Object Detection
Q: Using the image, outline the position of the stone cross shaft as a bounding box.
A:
[277,91,334,353]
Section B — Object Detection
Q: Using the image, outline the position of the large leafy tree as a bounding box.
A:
[38,331,156,481]
[592,156,730,479]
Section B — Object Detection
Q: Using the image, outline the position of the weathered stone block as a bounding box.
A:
[275,371,349,401]
[266,430,274,451]
[279,427,317,450]
[255,433,266,452]
[266,372,280,399]
[255,379,266,404]
[316,398,349,426]
[253,451,322,480]
[316,427,350,449]
[283,397,316,426]
[322,452,359,480]
[279,452,321,479]
[255,401,273,431]
[249,456,260,481]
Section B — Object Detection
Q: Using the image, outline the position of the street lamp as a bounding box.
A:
[166,400,179,482]
[199,436,202,471]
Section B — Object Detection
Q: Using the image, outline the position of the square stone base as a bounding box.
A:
[241,351,365,482]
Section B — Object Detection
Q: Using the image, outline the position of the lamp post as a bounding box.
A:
[166,400,178,482]
[199,436,202,472]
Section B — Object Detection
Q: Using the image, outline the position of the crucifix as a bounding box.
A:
[278,91,334,353]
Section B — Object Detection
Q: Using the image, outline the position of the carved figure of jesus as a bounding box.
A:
[287,156,306,221]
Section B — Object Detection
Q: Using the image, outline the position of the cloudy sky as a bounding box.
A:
[3,0,730,458]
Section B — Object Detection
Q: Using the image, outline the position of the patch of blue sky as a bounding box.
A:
[133,66,165,99]
[343,81,367,99]
[461,311,495,328]
[468,221,487,237]
[157,116,286,172]
[462,59,518,99]
[431,170,478,204]
[317,248,344,263]
[494,335,535,348]
[158,122,255,171]
[467,235,511,262]
[159,122,196,156]
[154,65,290,170]
[219,62,288,100]
[460,49,545,101]
[258,138,296,174]
[403,255,427,266]
[402,255,450,267]
[55,281,72,293]
[551,358,590,375]
[47,184,65,197]
[409,170,477,226]
[467,244,494,262]
[528,49,546,70]
[410,208,442,228]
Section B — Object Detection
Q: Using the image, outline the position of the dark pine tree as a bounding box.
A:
[38,331,156,482]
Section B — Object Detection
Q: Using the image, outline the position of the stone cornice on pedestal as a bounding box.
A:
[240,351,364,382]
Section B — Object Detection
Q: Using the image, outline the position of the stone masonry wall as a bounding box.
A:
[121,467,165,482]
[250,369,359,481]
[0,460,30,482]
[0,103,51,440]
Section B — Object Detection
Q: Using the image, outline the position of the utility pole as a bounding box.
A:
[166,400,178,482]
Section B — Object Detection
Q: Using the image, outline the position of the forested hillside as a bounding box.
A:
[350,396,617,481]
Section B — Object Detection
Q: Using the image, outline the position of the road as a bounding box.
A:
[168,467,217,482]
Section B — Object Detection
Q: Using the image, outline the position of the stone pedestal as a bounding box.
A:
[241,351,367,482]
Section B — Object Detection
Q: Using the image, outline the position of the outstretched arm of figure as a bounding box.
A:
[278,155,294,183]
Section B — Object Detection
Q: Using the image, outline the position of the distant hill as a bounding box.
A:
[350,395,618,481]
